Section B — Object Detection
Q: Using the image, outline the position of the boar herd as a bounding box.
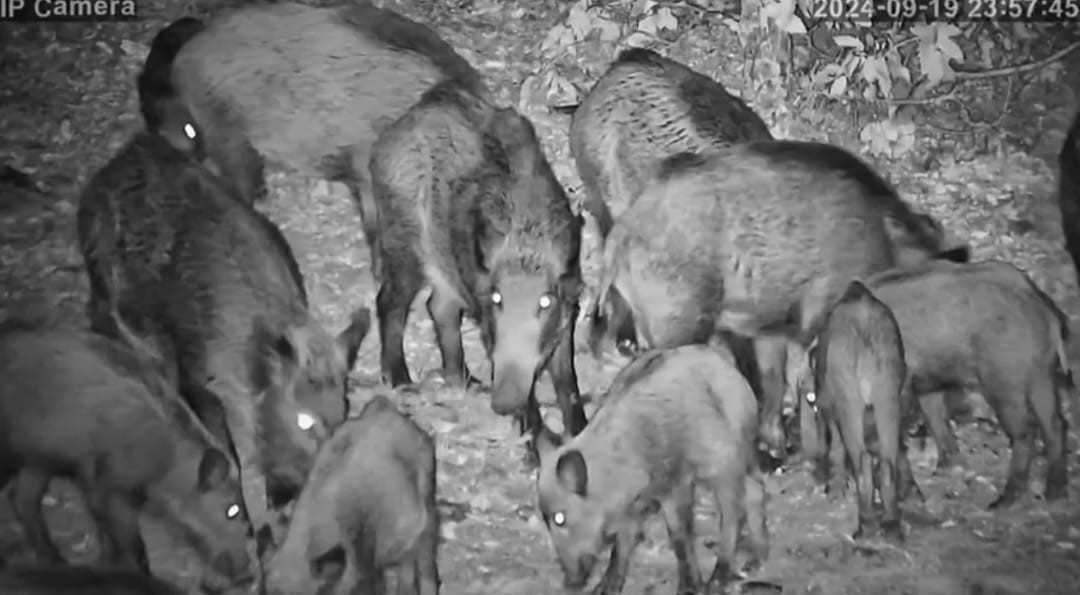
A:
[1,1,1078,594]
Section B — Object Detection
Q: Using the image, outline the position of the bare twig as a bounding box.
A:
[954,41,1080,80]
[887,89,960,106]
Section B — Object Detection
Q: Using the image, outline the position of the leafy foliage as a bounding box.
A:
[526,0,1076,157]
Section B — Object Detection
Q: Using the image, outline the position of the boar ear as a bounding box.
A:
[310,544,347,583]
[249,316,301,390]
[534,424,563,464]
[555,450,588,497]
[197,448,231,491]
[336,307,371,371]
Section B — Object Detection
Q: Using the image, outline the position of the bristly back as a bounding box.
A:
[745,140,951,255]
[746,141,897,200]
[83,132,306,306]
[613,47,666,67]
[610,48,772,144]
[335,2,485,94]
[417,78,493,127]
[170,161,308,307]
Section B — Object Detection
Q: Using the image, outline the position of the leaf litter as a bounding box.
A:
[1,0,1079,593]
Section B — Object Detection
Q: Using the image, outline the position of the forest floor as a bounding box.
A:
[1,1,1080,593]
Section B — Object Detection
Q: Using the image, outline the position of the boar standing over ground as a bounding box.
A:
[76,131,370,544]
[263,394,439,595]
[536,345,770,594]
[169,1,487,276]
[371,79,588,438]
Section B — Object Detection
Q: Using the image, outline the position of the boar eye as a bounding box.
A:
[183,123,197,140]
[805,392,817,405]
[552,511,566,527]
[226,503,241,520]
[538,294,553,310]
[491,291,502,306]
[297,411,317,431]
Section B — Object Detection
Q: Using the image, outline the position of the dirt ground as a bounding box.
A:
[1,1,1080,594]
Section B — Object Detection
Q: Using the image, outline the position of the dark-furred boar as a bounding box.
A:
[371,80,587,437]
[76,131,370,540]
[0,318,251,590]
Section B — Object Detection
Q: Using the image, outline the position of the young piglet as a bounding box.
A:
[263,394,439,595]
[804,280,915,542]
[536,345,770,594]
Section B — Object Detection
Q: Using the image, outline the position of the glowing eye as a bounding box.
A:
[297,412,316,431]
[552,511,566,527]
[183,123,197,140]
[538,294,553,309]
[226,504,241,519]
[805,391,816,404]
[491,292,502,305]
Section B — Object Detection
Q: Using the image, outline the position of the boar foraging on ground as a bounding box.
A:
[859,260,1073,508]
[562,47,787,458]
[0,317,252,591]
[169,0,487,272]
[76,130,371,541]
[371,79,587,438]
[536,345,770,594]
[262,394,439,595]
[804,281,916,542]
[795,260,1074,509]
